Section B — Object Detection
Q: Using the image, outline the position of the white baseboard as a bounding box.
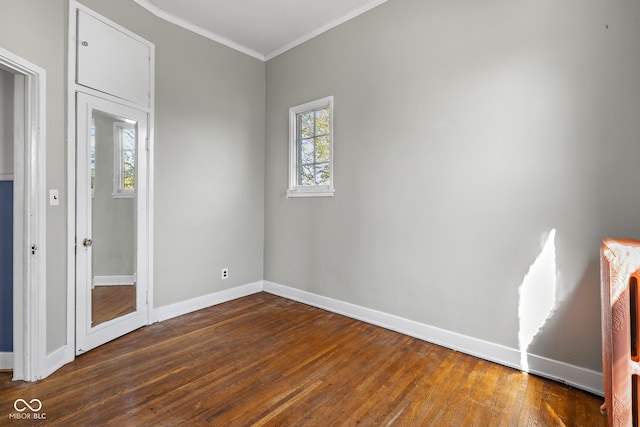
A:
[526,352,603,396]
[0,352,13,370]
[262,281,603,396]
[155,281,263,322]
[38,279,603,396]
[45,345,70,378]
[92,275,136,286]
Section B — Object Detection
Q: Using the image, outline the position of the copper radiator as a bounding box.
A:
[601,238,640,426]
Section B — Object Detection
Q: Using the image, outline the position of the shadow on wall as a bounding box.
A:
[529,256,602,370]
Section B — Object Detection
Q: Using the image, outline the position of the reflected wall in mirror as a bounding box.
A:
[90,109,137,326]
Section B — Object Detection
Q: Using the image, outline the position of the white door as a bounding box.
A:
[76,93,149,354]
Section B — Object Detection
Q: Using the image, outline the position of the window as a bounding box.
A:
[288,96,334,198]
[113,121,136,198]
[91,117,96,198]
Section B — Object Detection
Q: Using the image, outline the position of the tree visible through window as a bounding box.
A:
[113,122,136,198]
[121,127,135,191]
[91,118,96,197]
[298,107,331,186]
[288,96,334,198]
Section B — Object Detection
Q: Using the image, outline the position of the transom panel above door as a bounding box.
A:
[76,9,152,107]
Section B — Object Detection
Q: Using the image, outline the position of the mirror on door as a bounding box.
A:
[90,109,137,327]
[76,93,149,354]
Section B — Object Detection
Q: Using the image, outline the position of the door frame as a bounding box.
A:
[66,0,155,363]
[0,47,47,381]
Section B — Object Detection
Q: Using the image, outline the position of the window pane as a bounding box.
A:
[90,120,96,192]
[315,108,330,136]
[122,128,136,151]
[123,152,135,190]
[316,136,330,163]
[300,138,314,164]
[122,128,136,190]
[300,165,315,186]
[315,163,330,185]
[299,112,314,138]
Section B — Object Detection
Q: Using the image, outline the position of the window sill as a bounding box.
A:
[112,192,135,199]
[287,187,335,198]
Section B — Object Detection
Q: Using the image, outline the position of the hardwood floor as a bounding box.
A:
[1,293,606,426]
[92,284,136,326]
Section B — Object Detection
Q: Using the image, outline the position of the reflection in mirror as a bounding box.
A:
[90,109,137,326]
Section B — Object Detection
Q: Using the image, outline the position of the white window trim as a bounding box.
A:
[90,117,95,198]
[288,96,335,198]
[112,121,135,198]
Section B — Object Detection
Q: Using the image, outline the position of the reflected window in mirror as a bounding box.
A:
[113,121,136,198]
[91,117,96,198]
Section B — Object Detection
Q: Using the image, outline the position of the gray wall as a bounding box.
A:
[265,0,640,372]
[0,68,13,176]
[91,111,135,278]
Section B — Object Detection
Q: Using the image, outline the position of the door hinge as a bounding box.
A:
[146,137,150,152]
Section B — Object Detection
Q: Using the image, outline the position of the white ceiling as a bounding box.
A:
[133,0,389,61]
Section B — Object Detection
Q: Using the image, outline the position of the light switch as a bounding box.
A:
[49,189,60,206]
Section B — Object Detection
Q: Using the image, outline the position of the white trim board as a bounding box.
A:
[262,281,603,396]
[0,45,47,383]
[0,352,13,370]
[36,277,603,396]
[154,281,263,322]
[45,346,68,378]
[92,275,136,286]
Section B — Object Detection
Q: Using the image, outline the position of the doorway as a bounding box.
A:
[0,47,47,381]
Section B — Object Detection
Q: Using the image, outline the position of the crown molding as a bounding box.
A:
[132,0,390,62]
[264,0,390,60]
[131,0,266,61]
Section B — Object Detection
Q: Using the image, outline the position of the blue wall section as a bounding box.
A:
[0,181,12,352]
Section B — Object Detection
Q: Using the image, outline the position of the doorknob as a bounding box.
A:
[83,238,93,247]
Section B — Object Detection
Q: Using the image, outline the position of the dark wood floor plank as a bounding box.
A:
[0,293,607,426]
[92,284,136,326]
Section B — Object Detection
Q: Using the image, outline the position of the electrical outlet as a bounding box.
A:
[221,268,229,280]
